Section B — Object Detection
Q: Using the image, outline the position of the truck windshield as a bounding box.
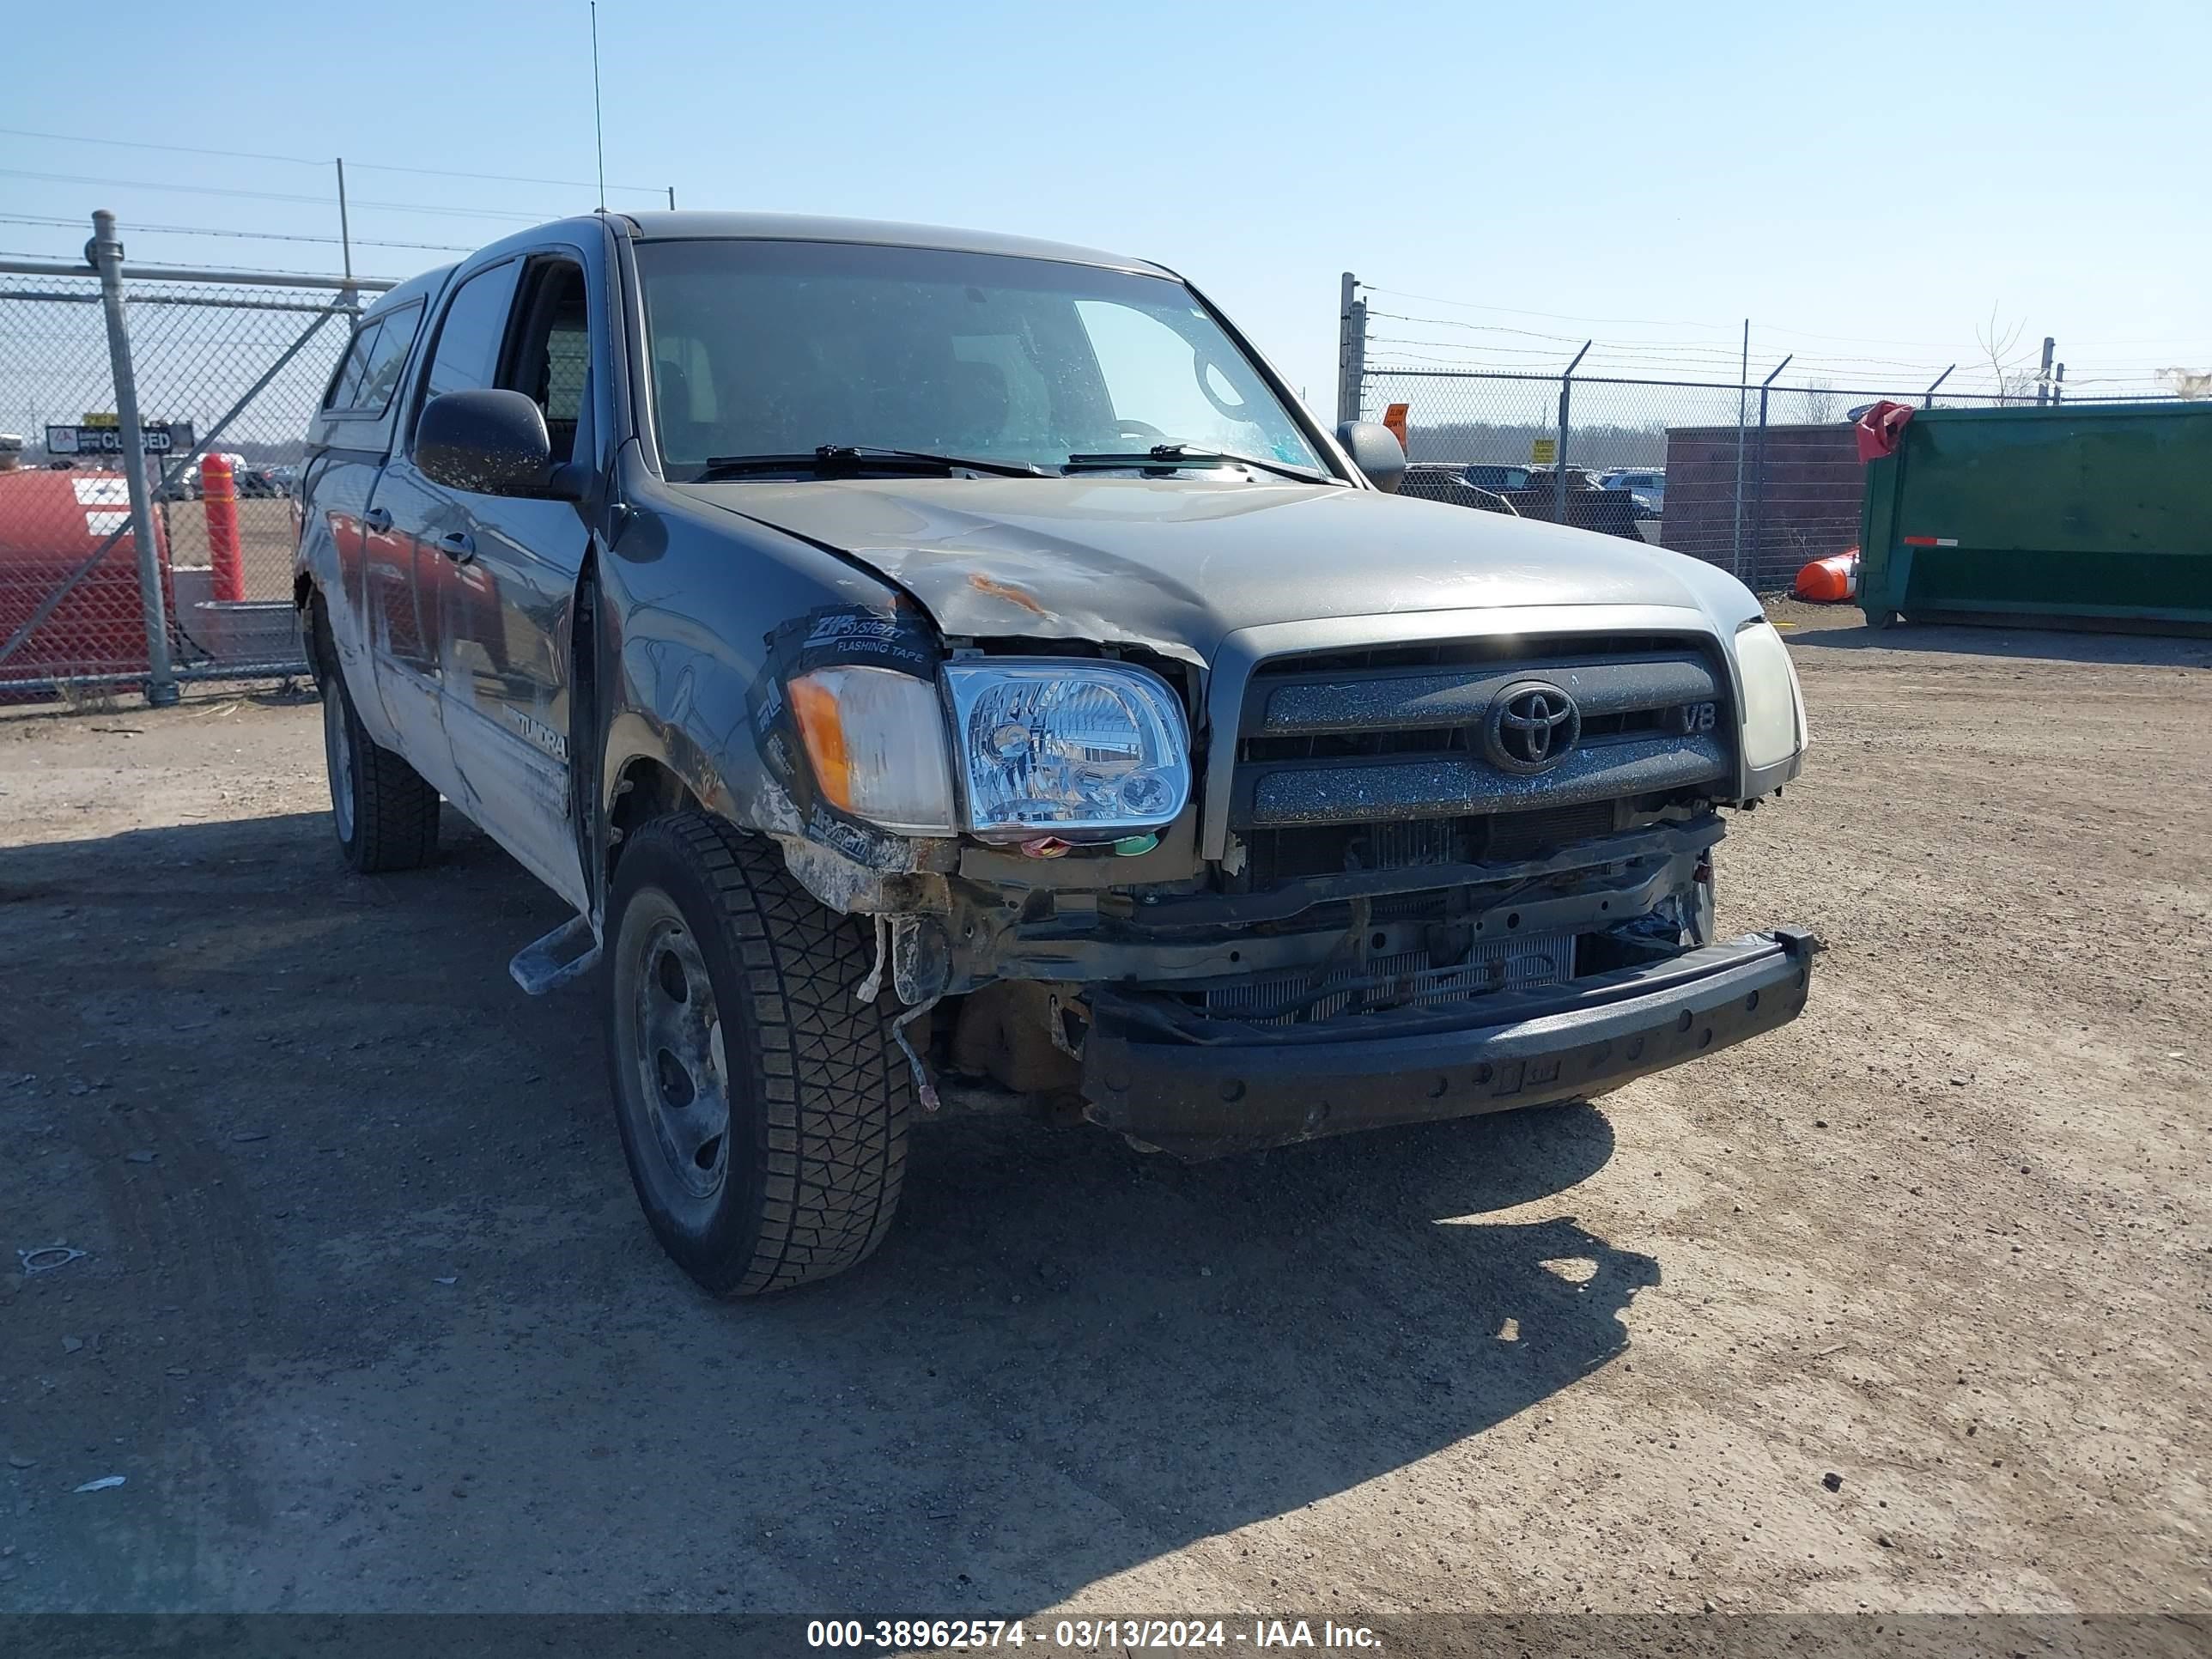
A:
[635,239,1328,482]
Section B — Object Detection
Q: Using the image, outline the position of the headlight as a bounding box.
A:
[943,659,1191,837]
[1733,620,1808,771]
[788,665,957,834]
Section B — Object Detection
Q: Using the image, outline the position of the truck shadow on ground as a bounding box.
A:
[2,808,1656,1613]
[1786,619,2212,667]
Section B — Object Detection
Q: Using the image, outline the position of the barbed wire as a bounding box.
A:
[1358,283,2210,388]
[0,212,472,253]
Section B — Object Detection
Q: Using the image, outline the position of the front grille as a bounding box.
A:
[1193,929,1576,1026]
[1244,800,1627,883]
[1227,635,1730,882]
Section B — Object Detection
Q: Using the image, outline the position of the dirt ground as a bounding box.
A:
[2,603,2208,1626]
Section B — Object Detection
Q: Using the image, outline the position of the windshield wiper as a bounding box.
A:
[689,445,1046,482]
[1062,443,1328,483]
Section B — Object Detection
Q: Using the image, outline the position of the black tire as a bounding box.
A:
[605,812,910,1296]
[313,611,441,873]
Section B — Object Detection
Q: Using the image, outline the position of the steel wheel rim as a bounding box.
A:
[623,902,731,1204]
[324,687,355,843]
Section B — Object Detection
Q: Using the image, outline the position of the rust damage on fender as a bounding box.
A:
[965,571,1050,617]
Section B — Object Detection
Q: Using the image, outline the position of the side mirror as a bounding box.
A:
[1336,421,1407,494]
[418,388,562,497]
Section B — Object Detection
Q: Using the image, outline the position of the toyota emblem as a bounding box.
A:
[1482,681,1582,774]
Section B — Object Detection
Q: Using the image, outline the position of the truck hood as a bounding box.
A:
[681,476,1753,664]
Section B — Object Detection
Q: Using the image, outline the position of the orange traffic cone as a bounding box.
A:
[1794,549,1859,603]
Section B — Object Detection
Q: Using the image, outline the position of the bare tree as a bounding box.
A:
[1974,306,2042,404]
[1794,379,1841,422]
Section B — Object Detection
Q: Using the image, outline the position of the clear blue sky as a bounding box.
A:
[5,0,2207,406]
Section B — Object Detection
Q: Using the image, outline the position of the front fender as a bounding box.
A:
[592,486,950,919]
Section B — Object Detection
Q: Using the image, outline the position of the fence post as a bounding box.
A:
[1923,364,1954,409]
[1729,322,1750,580]
[1337,273,1364,428]
[1554,341,1590,524]
[88,210,179,708]
[1749,356,1792,588]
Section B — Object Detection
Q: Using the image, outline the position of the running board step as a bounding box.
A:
[508,915,601,996]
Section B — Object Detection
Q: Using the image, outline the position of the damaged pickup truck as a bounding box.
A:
[295,212,1814,1295]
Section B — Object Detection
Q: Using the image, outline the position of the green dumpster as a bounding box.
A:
[1858,401,2212,634]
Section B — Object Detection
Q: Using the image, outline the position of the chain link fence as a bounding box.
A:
[1340,278,2181,592]
[1362,367,1933,589]
[0,216,392,703]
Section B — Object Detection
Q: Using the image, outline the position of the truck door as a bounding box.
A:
[311,299,426,744]
[363,257,524,810]
[432,252,595,911]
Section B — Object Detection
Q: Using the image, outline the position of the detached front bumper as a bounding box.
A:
[1081,928,1819,1158]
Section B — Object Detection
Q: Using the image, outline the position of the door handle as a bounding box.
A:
[438,531,476,563]
[362,507,392,532]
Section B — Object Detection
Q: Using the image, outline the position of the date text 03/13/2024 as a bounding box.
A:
[805,1619,1382,1650]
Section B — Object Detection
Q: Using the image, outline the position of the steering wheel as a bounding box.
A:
[1194,355,1252,422]
[1115,418,1166,441]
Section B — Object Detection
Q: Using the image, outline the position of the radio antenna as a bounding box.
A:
[589,1,607,211]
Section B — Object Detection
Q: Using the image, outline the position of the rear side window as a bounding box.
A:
[323,320,383,411]
[416,260,523,425]
[320,301,427,417]
[352,302,424,415]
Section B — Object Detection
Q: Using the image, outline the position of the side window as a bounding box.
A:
[415,260,524,434]
[501,259,590,465]
[353,302,424,415]
[323,320,383,411]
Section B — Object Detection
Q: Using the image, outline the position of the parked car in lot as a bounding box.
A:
[1598,467,1666,510]
[1397,462,1518,514]
[1495,466,1648,540]
[295,212,1814,1295]
[1462,463,1535,494]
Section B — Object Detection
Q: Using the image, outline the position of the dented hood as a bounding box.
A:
[681,476,1741,664]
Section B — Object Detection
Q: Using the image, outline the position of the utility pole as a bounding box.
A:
[334,158,353,281]
[2036,336,2055,405]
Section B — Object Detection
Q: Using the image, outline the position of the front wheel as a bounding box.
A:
[605,813,911,1296]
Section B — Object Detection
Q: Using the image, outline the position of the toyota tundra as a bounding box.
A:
[294,212,1814,1296]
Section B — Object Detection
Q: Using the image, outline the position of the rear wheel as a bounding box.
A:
[313,609,440,873]
[605,813,910,1296]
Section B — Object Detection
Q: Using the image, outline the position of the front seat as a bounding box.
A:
[933,359,1010,452]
